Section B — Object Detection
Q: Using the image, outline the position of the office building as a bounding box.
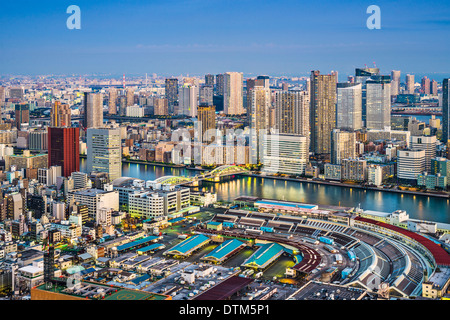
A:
[86,128,122,182]
[397,149,426,181]
[336,83,362,131]
[178,85,198,117]
[68,189,119,219]
[355,67,379,124]
[262,133,308,176]
[48,127,80,177]
[199,85,213,106]
[15,103,29,129]
[365,76,391,130]
[83,92,103,129]
[165,78,178,114]
[410,135,437,172]
[205,74,214,87]
[215,74,225,96]
[310,70,336,155]
[443,79,450,143]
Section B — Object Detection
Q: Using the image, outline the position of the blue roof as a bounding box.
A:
[207,221,222,226]
[130,274,151,285]
[136,243,165,253]
[168,217,186,223]
[242,242,285,268]
[166,234,210,255]
[116,236,158,251]
[255,200,317,209]
[203,239,244,261]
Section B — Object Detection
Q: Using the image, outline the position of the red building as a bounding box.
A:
[48,127,80,177]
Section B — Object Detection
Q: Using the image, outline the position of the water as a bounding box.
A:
[80,159,450,224]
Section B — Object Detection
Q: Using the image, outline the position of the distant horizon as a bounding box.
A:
[2,0,450,77]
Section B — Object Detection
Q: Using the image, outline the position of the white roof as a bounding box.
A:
[19,265,43,274]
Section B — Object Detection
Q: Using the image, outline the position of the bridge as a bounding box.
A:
[147,165,249,187]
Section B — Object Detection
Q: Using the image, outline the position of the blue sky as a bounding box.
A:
[1,0,450,79]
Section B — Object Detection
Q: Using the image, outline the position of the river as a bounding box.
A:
[80,158,450,224]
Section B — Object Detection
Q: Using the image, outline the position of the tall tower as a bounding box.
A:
[365,75,391,130]
[51,101,71,127]
[310,70,337,155]
[391,70,401,96]
[165,78,178,114]
[14,103,29,129]
[336,83,362,131]
[442,78,449,144]
[108,88,117,114]
[275,90,310,137]
[83,92,103,129]
[224,72,244,115]
[86,127,122,182]
[197,105,216,143]
[406,74,415,94]
[355,67,380,125]
[48,127,80,177]
[249,86,271,163]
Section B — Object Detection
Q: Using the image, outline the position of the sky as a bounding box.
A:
[1,0,450,79]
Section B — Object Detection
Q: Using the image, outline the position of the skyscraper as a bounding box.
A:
[421,76,431,95]
[224,72,244,115]
[310,70,337,155]
[197,105,216,143]
[410,135,437,172]
[48,127,80,177]
[154,98,169,115]
[391,70,401,96]
[331,129,357,165]
[442,79,449,144]
[50,101,71,127]
[14,103,29,129]
[336,83,362,131]
[431,79,438,95]
[355,67,380,125]
[178,85,198,117]
[86,127,122,182]
[274,90,310,137]
[215,74,225,96]
[406,74,415,94]
[165,78,178,114]
[365,75,391,130]
[83,92,103,129]
[126,88,135,107]
[199,85,214,106]
[205,74,214,87]
[249,86,271,162]
[108,88,117,114]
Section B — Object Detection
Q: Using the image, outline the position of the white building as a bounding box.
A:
[366,78,391,130]
[262,133,308,176]
[397,149,426,181]
[368,164,384,186]
[336,83,362,131]
[126,105,145,117]
[224,72,244,115]
[68,189,119,219]
[410,135,437,172]
[178,85,198,117]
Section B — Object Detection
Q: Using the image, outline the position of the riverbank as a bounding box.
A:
[240,173,450,199]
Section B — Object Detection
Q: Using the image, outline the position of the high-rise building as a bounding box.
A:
[410,135,437,172]
[108,88,117,114]
[165,78,178,114]
[126,88,135,107]
[336,83,362,131]
[262,133,308,176]
[86,128,122,182]
[355,67,379,124]
[431,79,438,95]
[15,103,29,129]
[50,101,71,127]
[310,70,336,155]
[391,70,401,97]
[154,98,168,115]
[0,87,5,107]
[48,127,80,177]
[406,74,415,94]
[421,76,431,95]
[215,74,225,96]
[83,92,103,129]
[178,85,198,117]
[224,72,244,115]
[397,149,426,182]
[365,76,391,130]
[118,95,127,116]
[197,105,216,143]
[331,129,357,165]
[249,86,271,163]
[199,85,214,106]
[205,74,215,87]
[442,79,450,144]
[274,90,310,137]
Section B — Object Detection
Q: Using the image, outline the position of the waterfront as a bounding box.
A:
[80,159,450,224]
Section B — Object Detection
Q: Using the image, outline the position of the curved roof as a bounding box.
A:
[112,177,139,187]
